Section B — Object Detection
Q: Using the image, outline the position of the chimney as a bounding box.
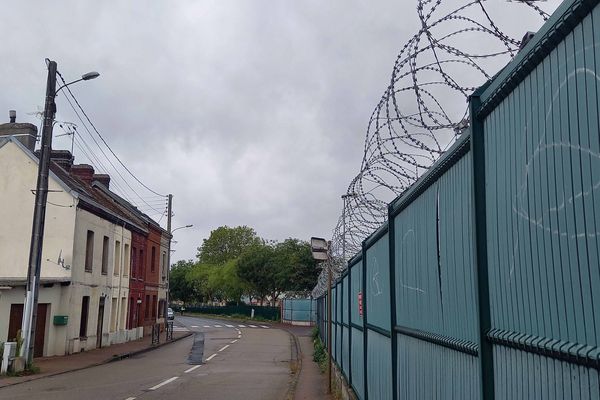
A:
[93,173,110,189]
[50,150,74,171]
[33,149,74,171]
[71,164,95,185]
[0,110,38,152]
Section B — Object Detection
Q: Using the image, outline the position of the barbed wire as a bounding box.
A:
[313,0,554,297]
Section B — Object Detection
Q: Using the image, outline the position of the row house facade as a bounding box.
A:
[0,117,170,357]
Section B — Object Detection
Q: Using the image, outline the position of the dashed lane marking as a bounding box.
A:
[260,325,269,328]
[226,324,234,328]
[218,345,230,352]
[184,365,202,373]
[214,325,222,328]
[148,377,179,391]
[230,339,238,344]
[238,324,246,327]
[125,397,136,400]
[248,325,257,328]
[191,325,199,328]
[206,354,217,361]
[203,325,210,328]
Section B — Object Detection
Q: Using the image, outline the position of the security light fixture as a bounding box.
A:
[310,237,329,261]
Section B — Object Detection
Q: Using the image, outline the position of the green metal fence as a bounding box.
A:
[317,0,600,398]
[179,305,280,321]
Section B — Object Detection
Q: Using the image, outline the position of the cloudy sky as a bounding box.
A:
[0,1,560,262]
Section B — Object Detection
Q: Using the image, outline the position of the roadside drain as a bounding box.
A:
[187,332,205,365]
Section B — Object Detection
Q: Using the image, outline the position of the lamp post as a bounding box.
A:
[310,236,332,394]
[21,60,99,364]
[164,196,192,317]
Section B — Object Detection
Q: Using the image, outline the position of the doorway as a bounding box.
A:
[96,297,105,348]
[7,303,48,358]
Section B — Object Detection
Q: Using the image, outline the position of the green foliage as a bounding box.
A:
[15,330,23,357]
[197,226,261,265]
[174,225,320,306]
[313,337,328,373]
[169,260,196,303]
[311,326,320,341]
[237,239,318,304]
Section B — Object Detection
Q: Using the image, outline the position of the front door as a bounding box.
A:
[96,298,105,348]
[8,303,48,358]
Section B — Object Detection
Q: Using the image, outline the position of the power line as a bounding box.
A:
[56,70,166,198]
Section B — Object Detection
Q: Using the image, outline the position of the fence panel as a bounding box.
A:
[365,230,392,400]
[316,2,600,398]
[479,1,600,397]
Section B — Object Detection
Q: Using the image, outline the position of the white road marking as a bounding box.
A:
[206,353,217,361]
[173,327,188,331]
[218,345,230,352]
[203,325,210,328]
[184,365,201,373]
[125,397,136,400]
[148,377,179,391]
[238,324,246,327]
[191,325,199,328]
[248,325,257,328]
[230,339,238,344]
[226,324,234,328]
[260,325,269,328]
[214,325,222,328]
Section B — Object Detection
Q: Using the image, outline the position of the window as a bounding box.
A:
[145,295,150,318]
[85,231,94,272]
[110,297,118,332]
[139,249,144,279]
[162,252,167,281]
[80,296,90,337]
[152,295,157,318]
[123,244,130,277]
[131,246,137,278]
[101,236,109,275]
[114,241,121,276]
[158,299,165,318]
[151,246,156,272]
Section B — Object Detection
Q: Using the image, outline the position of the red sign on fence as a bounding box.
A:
[358,292,363,316]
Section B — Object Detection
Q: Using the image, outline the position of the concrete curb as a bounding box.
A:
[280,327,303,400]
[0,333,193,389]
[108,332,193,362]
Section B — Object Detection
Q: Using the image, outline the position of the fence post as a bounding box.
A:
[362,244,368,400]
[469,92,495,400]
[348,260,352,387]
[388,209,397,399]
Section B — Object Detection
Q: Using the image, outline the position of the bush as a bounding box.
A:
[313,337,328,373]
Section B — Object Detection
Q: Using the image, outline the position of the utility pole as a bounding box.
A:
[166,194,173,317]
[21,60,57,364]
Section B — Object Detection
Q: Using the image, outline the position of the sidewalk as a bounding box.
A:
[279,324,331,400]
[0,331,191,388]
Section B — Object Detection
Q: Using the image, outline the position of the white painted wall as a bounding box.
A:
[0,140,77,280]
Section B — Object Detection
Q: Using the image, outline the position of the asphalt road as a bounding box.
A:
[0,316,292,400]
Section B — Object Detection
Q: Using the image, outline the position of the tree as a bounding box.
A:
[237,243,278,305]
[197,226,262,265]
[272,239,319,292]
[169,260,196,303]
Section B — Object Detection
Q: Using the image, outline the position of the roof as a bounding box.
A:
[0,277,71,287]
[1,135,163,235]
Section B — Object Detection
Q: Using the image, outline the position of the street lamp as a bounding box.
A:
[21,60,99,365]
[165,222,193,317]
[172,224,193,234]
[310,236,332,394]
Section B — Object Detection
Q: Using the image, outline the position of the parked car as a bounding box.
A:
[167,307,174,320]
